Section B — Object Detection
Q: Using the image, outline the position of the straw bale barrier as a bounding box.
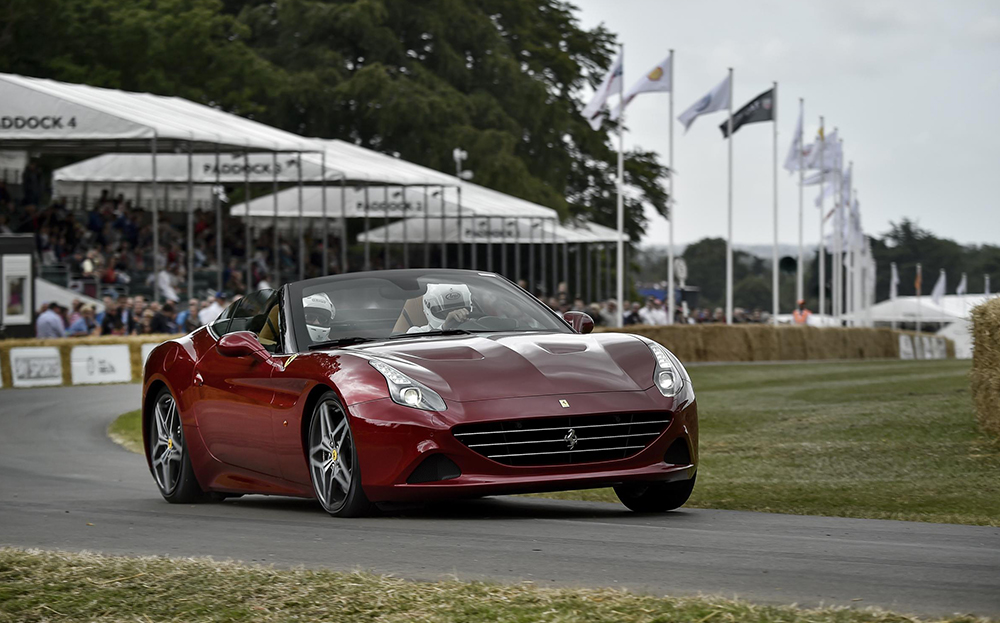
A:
[970,297,1000,439]
[0,334,176,388]
[602,325,953,364]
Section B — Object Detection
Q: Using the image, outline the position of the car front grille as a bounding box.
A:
[452,412,671,466]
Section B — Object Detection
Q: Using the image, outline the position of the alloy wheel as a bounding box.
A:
[309,399,356,512]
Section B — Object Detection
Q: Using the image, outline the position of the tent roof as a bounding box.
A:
[0,73,319,153]
[858,296,961,323]
[355,216,623,244]
[229,180,558,220]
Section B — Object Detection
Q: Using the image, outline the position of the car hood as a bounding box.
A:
[348,332,656,402]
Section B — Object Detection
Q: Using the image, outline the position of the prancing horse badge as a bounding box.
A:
[559,399,570,408]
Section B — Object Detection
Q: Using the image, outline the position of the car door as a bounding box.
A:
[194,290,281,477]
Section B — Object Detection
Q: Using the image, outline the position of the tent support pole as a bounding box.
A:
[513,219,520,283]
[501,218,507,276]
[402,186,409,268]
[321,152,328,276]
[297,152,304,281]
[340,177,348,272]
[440,187,446,268]
[563,241,569,300]
[187,143,194,301]
[151,135,159,303]
[487,216,493,272]
[529,219,536,294]
[363,185,371,270]
[423,186,430,267]
[575,243,581,300]
[384,186,390,269]
[272,152,279,287]
[244,150,251,291]
[586,243,592,304]
[605,244,611,305]
[457,186,463,269]
[215,147,222,292]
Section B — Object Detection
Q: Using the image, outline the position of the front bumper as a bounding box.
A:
[349,387,698,503]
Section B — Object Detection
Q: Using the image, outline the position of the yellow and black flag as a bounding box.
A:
[720,88,775,138]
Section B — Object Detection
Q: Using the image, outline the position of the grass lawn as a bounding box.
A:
[0,548,990,623]
[108,360,1000,526]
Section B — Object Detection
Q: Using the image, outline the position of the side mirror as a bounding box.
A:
[564,311,595,334]
[217,331,266,358]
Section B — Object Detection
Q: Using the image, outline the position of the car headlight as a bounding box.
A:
[369,359,447,411]
[646,342,686,398]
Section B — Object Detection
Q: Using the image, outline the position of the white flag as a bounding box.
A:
[807,128,839,170]
[610,53,672,121]
[678,74,731,131]
[956,273,968,296]
[784,107,803,172]
[890,263,899,300]
[931,270,947,306]
[581,53,624,131]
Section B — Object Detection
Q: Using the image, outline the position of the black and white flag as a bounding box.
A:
[720,88,774,138]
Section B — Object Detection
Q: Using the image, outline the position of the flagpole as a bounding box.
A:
[818,116,826,318]
[772,81,779,325]
[836,136,844,325]
[890,261,897,331]
[666,49,675,325]
[615,43,625,328]
[725,67,734,325]
[797,98,804,304]
[916,262,922,335]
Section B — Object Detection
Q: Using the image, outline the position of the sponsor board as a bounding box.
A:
[141,342,158,368]
[10,347,63,387]
[70,345,132,385]
[898,334,915,360]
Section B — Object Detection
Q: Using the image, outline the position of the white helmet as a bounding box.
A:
[302,292,336,341]
[422,283,472,329]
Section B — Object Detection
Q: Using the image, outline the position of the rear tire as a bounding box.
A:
[614,473,696,513]
[148,387,207,504]
[307,391,374,518]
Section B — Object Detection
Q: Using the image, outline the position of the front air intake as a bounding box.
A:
[406,454,462,484]
[453,412,671,467]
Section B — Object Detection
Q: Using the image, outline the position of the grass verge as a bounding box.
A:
[108,360,1000,526]
[107,409,142,454]
[0,548,990,623]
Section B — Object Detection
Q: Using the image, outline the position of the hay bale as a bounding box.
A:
[970,297,1000,439]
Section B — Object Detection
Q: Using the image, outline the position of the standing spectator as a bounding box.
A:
[36,302,66,338]
[256,270,272,291]
[150,303,178,334]
[101,299,128,336]
[198,291,227,325]
[639,298,669,326]
[180,299,202,333]
[793,299,812,325]
[67,305,99,336]
[157,264,180,303]
[95,295,114,326]
[136,309,156,335]
[600,299,618,327]
[623,302,642,325]
[21,160,42,207]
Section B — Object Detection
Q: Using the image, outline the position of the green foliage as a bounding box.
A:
[1,0,669,240]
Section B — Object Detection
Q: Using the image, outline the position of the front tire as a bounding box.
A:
[614,473,696,513]
[148,387,206,503]
[307,392,373,517]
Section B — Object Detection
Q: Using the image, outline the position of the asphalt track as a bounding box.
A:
[1,384,998,617]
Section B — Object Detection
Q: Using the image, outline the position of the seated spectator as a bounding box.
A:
[67,305,99,337]
[36,302,66,338]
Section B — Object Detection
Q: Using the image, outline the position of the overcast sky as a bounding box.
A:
[571,0,1000,249]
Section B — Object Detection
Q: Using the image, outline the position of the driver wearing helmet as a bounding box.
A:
[407,283,472,334]
[302,292,336,341]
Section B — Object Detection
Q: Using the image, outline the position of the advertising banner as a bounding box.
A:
[10,346,62,387]
[70,344,132,385]
[898,334,915,360]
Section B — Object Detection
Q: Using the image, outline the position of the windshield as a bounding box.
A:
[288,270,570,348]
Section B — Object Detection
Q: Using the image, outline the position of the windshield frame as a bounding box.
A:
[285,269,573,351]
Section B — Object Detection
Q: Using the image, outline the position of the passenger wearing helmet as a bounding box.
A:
[302,292,336,341]
[407,284,472,334]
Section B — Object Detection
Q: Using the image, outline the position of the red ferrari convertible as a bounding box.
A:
[142,269,698,517]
